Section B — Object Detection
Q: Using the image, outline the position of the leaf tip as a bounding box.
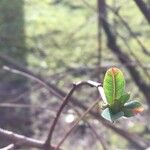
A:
[107,67,121,75]
[131,107,144,114]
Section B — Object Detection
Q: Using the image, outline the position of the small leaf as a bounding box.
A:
[103,67,125,105]
[124,100,142,109]
[101,107,124,122]
[101,108,112,122]
[123,109,135,117]
[131,107,144,114]
[123,100,144,117]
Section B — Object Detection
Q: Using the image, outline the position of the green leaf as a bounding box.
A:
[103,67,125,105]
[118,92,130,105]
[124,100,142,109]
[123,109,135,117]
[101,107,124,122]
[123,100,144,117]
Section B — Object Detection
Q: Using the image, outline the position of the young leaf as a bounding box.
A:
[124,100,142,109]
[101,107,124,122]
[123,108,144,117]
[101,108,112,122]
[103,67,125,105]
[123,109,135,117]
[123,100,144,117]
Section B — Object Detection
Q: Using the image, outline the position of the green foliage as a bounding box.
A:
[103,67,125,105]
[101,107,124,122]
[101,67,143,122]
[123,100,143,117]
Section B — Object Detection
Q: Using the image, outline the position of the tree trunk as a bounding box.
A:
[133,0,150,23]
[0,0,31,147]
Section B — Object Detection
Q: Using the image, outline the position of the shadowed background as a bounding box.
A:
[0,0,149,149]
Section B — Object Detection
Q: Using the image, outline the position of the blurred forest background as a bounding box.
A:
[0,0,150,149]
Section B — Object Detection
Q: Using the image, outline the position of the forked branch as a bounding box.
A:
[45,81,102,148]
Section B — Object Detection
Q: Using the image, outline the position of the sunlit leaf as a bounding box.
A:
[101,67,143,122]
[103,67,125,105]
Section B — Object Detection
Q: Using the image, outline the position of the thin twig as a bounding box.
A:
[117,32,150,79]
[45,81,102,148]
[88,124,108,150]
[106,5,150,56]
[44,84,76,148]
[1,54,148,149]
[56,99,99,150]
[54,80,106,149]
[67,103,108,150]
[0,128,56,149]
[81,1,149,55]
[0,144,14,150]
[0,103,58,111]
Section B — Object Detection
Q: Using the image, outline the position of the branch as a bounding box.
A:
[0,53,63,100]
[45,81,101,148]
[1,144,14,150]
[116,32,150,79]
[106,5,150,56]
[67,103,108,150]
[81,0,149,55]
[133,0,150,23]
[0,128,57,150]
[44,84,76,148]
[56,99,100,149]
[0,53,148,149]
[96,0,103,80]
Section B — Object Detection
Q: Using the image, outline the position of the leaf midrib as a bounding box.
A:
[111,68,116,104]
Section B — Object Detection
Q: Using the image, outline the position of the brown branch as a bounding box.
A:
[44,84,76,148]
[116,32,150,80]
[45,81,101,148]
[0,53,148,149]
[133,0,150,23]
[0,54,63,100]
[0,128,57,150]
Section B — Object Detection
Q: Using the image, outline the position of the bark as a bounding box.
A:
[134,0,150,23]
